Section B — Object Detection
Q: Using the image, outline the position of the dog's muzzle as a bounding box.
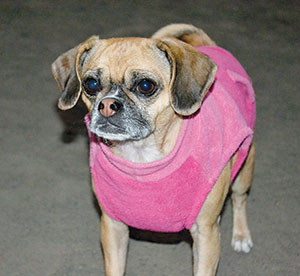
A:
[89,93,152,141]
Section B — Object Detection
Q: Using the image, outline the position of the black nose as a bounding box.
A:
[98,98,122,117]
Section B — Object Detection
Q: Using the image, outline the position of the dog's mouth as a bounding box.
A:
[89,106,152,142]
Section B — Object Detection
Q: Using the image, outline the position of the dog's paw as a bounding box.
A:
[231,236,253,253]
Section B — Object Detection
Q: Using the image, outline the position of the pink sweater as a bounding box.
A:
[85,46,256,232]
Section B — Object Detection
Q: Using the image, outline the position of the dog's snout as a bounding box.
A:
[99,98,122,117]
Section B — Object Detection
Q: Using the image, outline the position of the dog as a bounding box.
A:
[52,24,256,276]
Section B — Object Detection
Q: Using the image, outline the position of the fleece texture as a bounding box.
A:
[85,46,256,233]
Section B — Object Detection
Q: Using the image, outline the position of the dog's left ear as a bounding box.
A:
[52,36,100,110]
[157,39,217,116]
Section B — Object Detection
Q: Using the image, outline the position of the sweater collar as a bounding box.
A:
[86,113,198,182]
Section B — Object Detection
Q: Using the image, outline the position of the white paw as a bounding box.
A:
[231,237,253,253]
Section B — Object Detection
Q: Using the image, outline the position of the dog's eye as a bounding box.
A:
[83,78,101,95]
[137,79,156,95]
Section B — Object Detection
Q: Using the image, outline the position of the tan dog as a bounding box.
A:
[52,24,255,276]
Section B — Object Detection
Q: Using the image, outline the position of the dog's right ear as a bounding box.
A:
[51,36,99,110]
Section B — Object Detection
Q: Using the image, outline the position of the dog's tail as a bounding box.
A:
[152,23,216,47]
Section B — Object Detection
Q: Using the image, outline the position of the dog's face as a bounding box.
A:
[52,36,217,141]
[80,38,173,141]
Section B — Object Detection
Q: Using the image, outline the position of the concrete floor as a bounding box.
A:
[1,1,299,275]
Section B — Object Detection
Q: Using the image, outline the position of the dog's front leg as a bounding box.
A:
[190,221,221,276]
[190,161,233,276]
[100,208,129,276]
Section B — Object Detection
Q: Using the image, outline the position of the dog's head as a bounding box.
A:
[52,28,217,141]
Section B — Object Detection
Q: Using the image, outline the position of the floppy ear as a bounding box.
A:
[51,36,99,110]
[157,38,217,116]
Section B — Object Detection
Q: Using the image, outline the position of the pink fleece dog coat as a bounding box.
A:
[85,46,256,233]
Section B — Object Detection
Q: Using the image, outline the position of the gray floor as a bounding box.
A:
[1,1,299,275]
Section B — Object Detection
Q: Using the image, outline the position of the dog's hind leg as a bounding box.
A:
[231,143,255,253]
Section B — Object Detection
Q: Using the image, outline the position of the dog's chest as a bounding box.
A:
[113,139,163,163]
